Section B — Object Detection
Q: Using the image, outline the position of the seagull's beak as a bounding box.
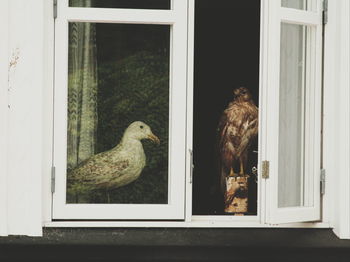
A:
[148,133,160,145]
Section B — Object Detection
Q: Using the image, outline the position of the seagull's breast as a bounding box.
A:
[126,144,146,173]
[110,141,146,187]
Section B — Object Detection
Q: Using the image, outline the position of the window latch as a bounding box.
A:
[53,0,57,19]
[51,166,56,193]
[323,0,328,25]
[189,149,194,184]
[321,169,326,195]
[262,160,269,179]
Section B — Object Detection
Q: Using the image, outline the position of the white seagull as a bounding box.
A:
[68,121,160,201]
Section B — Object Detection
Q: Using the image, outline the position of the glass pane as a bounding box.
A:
[69,0,171,10]
[281,0,315,11]
[66,22,170,204]
[278,23,310,208]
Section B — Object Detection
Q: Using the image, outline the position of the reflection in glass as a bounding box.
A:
[278,23,308,208]
[66,22,170,204]
[69,0,171,10]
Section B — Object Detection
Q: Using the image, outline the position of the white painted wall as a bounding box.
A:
[0,0,50,236]
[0,0,10,236]
[41,0,55,227]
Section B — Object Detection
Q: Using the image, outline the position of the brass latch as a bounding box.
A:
[262,160,269,179]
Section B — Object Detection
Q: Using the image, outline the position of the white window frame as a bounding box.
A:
[52,0,188,220]
[264,1,324,224]
[40,0,339,230]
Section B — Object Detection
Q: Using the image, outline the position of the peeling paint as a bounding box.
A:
[8,48,20,70]
[7,47,20,109]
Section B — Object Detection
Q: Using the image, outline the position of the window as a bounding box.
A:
[51,0,324,226]
[53,0,188,220]
[264,0,323,224]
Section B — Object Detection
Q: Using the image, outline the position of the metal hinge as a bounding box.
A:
[262,160,269,179]
[320,169,326,195]
[323,0,328,25]
[53,0,58,19]
[51,166,56,193]
[189,149,194,183]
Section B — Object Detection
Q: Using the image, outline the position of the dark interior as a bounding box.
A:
[192,0,261,215]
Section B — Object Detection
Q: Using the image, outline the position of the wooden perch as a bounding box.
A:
[224,176,249,215]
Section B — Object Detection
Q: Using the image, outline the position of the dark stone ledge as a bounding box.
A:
[1,228,350,261]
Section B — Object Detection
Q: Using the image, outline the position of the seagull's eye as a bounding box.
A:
[140,125,144,129]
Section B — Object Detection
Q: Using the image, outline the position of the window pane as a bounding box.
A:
[282,0,306,10]
[278,23,309,208]
[281,0,315,11]
[66,22,170,204]
[69,0,171,10]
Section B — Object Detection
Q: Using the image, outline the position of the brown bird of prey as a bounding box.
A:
[217,87,258,193]
[67,121,160,202]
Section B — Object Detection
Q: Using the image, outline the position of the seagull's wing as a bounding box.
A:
[68,150,129,186]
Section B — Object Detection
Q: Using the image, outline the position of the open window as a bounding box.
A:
[52,0,188,220]
[264,0,323,224]
[51,0,324,225]
[190,0,323,224]
[191,0,260,218]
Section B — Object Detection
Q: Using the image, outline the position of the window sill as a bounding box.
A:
[43,220,330,228]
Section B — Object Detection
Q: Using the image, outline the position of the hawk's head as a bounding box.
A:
[233,87,252,102]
